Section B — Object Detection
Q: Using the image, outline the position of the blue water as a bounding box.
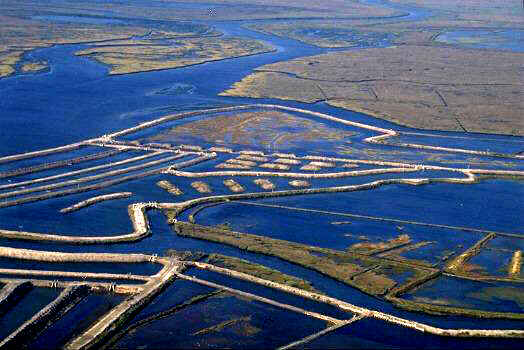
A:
[0,287,60,340]
[302,317,524,349]
[29,292,124,349]
[403,275,524,314]
[0,1,523,348]
[115,292,326,349]
[391,132,524,156]
[246,179,524,234]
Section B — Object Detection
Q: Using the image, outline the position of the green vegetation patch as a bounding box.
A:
[388,296,524,320]
[347,234,410,255]
[206,253,320,293]
[75,37,274,75]
[173,221,429,297]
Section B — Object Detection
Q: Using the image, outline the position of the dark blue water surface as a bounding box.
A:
[29,292,124,349]
[0,1,523,348]
[301,317,524,349]
[0,287,60,340]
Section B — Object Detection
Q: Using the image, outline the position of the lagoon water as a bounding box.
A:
[1,1,523,348]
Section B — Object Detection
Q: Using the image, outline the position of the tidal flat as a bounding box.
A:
[221,45,524,135]
[75,37,275,75]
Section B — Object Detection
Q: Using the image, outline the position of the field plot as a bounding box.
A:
[146,109,359,153]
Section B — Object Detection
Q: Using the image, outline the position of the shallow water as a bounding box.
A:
[403,275,524,314]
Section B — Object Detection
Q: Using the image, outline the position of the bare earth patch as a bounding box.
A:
[221,45,524,135]
[148,110,356,150]
[75,37,274,75]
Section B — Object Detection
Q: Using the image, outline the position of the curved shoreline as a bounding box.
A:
[60,192,133,214]
[0,168,520,246]
[0,149,123,179]
[0,203,153,244]
[0,104,521,174]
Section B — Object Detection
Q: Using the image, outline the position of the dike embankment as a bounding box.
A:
[376,138,524,159]
[1,104,520,189]
[187,262,524,338]
[60,192,133,213]
[0,153,214,209]
[0,163,172,209]
[234,201,523,238]
[188,202,228,224]
[0,246,162,264]
[0,142,84,165]
[0,152,164,191]
[386,295,524,320]
[388,270,442,297]
[0,202,153,244]
[180,223,524,321]
[277,316,364,350]
[186,261,369,315]
[446,233,496,273]
[168,165,499,188]
[167,167,420,179]
[0,154,185,201]
[0,268,150,282]
[0,281,32,316]
[165,175,479,221]
[0,285,90,349]
[0,279,143,295]
[0,149,123,179]
[175,272,343,325]
[94,102,520,159]
[65,259,180,350]
[105,106,255,139]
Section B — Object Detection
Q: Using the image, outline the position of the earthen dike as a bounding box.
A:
[0,104,523,349]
